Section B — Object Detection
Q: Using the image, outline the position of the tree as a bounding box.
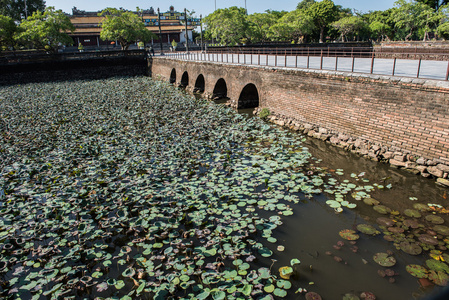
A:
[99,8,156,51]
[416,0,448,10]
[0,0,45,20]
[308,0,338,43]
[436,4,449,38]
[203,7,249,45]
[369,21,392,41]
[0,15,20,51]
[247,10,286,43]
[268,9,315,43]
[392,0,436,40]
[17,7,75,52]
[296,0,316,11]
[332,16,365,41]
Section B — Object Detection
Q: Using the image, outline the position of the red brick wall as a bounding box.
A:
[151,57,449,164]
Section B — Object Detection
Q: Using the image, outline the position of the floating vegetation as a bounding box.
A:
[1,76,449,299]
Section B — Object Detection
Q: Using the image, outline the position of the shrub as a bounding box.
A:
[259,108,270,119]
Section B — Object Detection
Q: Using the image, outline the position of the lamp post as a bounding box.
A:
[200,14,203,52]
[184,8,189,53]
[157,8,163,55]
[24,0,27,18]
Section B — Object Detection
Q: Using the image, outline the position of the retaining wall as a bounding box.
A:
[151,57,449,184]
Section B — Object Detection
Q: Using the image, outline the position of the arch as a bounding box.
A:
[194,74,205,94]
[169,69,176,84]
[180,71,189,88]
[212,78,228,100]
[238,83,259,109]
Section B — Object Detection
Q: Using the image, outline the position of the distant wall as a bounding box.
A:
[0,52,148,86]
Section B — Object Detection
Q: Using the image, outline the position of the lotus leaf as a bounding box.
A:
[373,205,392,215]
[426,215,445,225]
[426,259,449,273]
[339,229,360,241]
[406,264,429,278]
[273,288,287,297]
[373,253,396,267]
[399,242,423,255]
[363,198,380,206]
[305,292,322,300]
[343,294,360,300]
[264,284,275,293]
[404,209,421,218]
[428,270,449,286]
[357,224,380,236]
[434,225,449,236]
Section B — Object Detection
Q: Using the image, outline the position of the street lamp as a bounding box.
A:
[24,0,27,18]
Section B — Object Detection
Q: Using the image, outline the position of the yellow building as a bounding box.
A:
[69,6,197,47]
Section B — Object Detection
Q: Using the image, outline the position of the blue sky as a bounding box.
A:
[45,0,397,17]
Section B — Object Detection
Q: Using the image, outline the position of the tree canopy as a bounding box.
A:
[203,7,249,45]
[0,0,45,20]
[17,7,74,52]
[0,15,20,51]
[98,8,156,51]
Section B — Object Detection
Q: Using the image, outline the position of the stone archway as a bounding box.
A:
[238,83,259,108]
[212,78,228,99]
[194,74,205,93]
[169,69,176,84]
[180,71,189,88]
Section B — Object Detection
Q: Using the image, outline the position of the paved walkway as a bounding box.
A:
[167,52,449,81]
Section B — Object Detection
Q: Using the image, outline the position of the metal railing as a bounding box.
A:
[169,48,449,81]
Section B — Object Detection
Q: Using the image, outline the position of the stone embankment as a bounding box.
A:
[256,108,449,188]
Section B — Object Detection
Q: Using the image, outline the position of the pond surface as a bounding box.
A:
[0,76,448,300]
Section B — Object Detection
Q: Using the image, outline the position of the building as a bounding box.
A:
[69,6,198,48]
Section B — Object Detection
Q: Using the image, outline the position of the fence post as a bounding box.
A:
[307,55,310,69]
[416,59,422,78]
[446,61,449,81]
[295,54,298,68]
[335,57,338,71]
[285,49,287,67]
[352,57,355,72]
[392,58,397,76]
[320,50,323,69]
[258,50,260,65]
[244,52,246,64]
[266,53,268,66]
[370,51,375,74]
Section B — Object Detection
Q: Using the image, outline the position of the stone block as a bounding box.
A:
[428,166,444,178]
[390,159,407,167]
[437,178,449,187]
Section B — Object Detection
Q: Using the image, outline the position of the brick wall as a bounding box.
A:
[151,57,449,166]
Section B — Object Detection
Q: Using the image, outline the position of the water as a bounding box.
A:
[224,100,449,299]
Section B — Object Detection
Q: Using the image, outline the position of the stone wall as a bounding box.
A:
[150,57,449,185]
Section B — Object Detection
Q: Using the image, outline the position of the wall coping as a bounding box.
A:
[156,56,449,92]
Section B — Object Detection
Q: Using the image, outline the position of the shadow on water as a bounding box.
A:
[206,93,449,299]
[246,114,448,299]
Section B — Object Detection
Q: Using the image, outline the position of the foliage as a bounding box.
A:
[203,6,249,45]
[307,0,338,42]
[247,10,286,43]
[331,16,366,41]
[392,0,437,40]
[98,7,156,50]
[17,7,74,52]
[416,0,448,10]
[297,0,316,10]
[0,0,45,20]
[369,21,392,41]
[437,21,449,38]
[0,14,20,51]
[268,9,316,43]
[259,108,270,119]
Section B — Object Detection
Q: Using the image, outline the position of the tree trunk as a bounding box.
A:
[319,27,325,43]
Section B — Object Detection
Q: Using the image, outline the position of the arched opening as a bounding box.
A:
[238,83,259,109]
[194,74,205,94]
[169,69,176,84]
[180,71,189,88]
[212,78,228,100]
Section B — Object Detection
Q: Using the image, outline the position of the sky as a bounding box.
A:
[44,0,397,17]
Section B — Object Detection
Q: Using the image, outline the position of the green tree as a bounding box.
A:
[308,0,338,43]
[369,21,392,41]
[416,0,448,10]
[247,10,286,43]
[436,4,449,38]
[392,0,437,40]
[364,9,395,40]
[203,7,249,45]
[0,15,21,51]
[17,7,74,52]
[0,0,45,20]
[331,16,366,41]
[98,8,156,51]
[268,9,315,43]
[296,0,316,11]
